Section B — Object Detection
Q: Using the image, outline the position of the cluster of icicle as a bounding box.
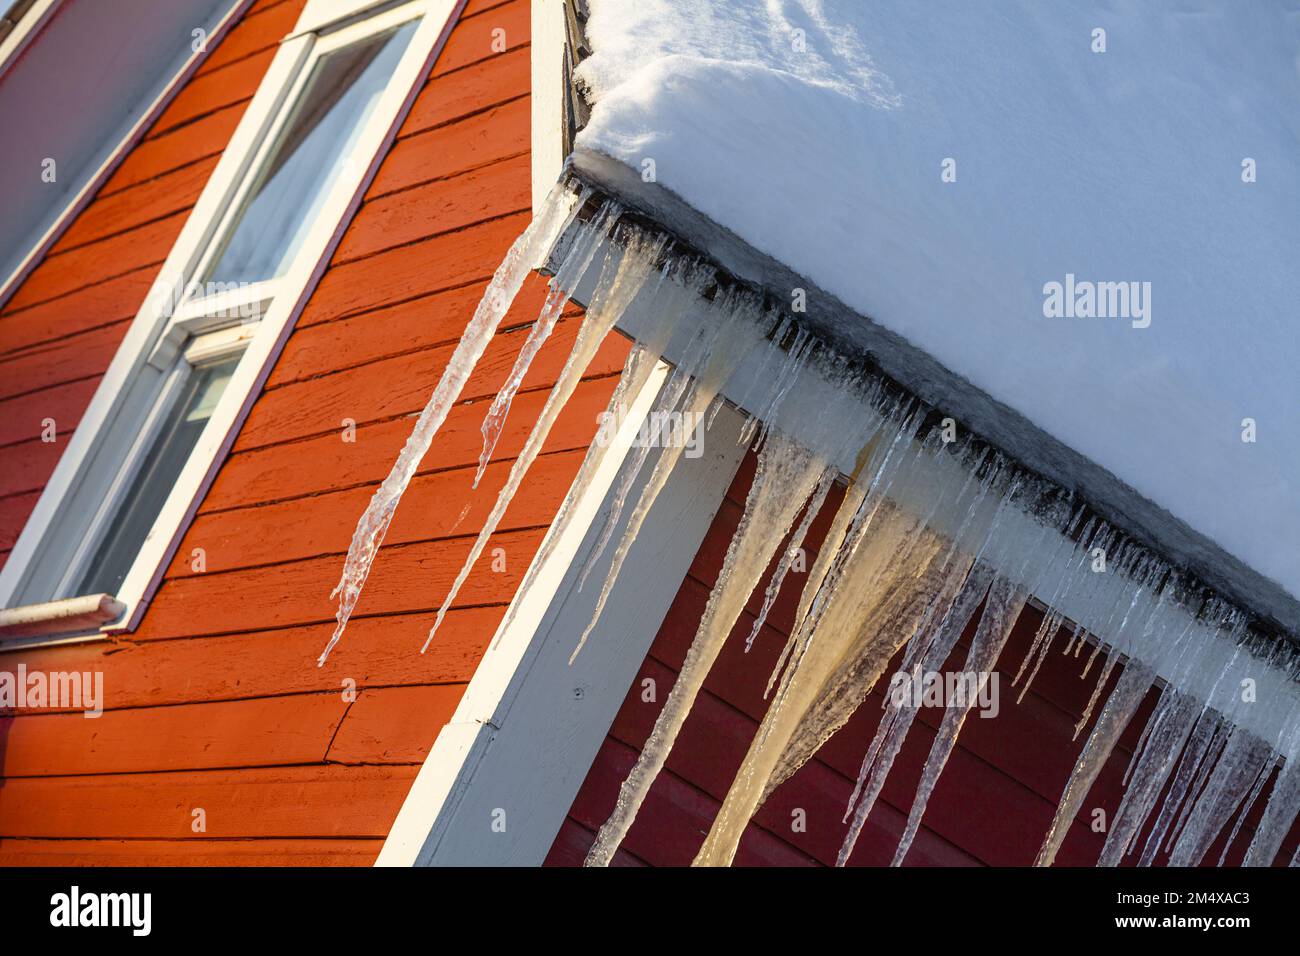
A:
[324,182,1300,867]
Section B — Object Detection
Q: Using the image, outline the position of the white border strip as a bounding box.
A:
[529,0,567,215]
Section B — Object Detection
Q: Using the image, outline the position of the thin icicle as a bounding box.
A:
[1246,760,1300,865]
[319,185,584,665]
[1073,576,1167,739]
[837,563,994,864]
[743,465,836,652]
[1168,730,1273,866]
[1165,720,1230,853]
[571,294,759,663]
[422,225,667,652]
[1015,608,1065,703]
[1036,657,1157,866]
[577,365,693,590]
[888,577,1028,866]
[489,343,655,649]
[587,430,827,866]
[488,262,712,651]
[1216,758,1273,866]
[472,203,616,487]
[1137,710,1225,865]
[1098,690,1202,865]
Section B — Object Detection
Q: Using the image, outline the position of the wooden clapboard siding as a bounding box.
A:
[548,450,1300,867]
[0,765,419,839]
[0,838,383,866]
[0,0,607,866]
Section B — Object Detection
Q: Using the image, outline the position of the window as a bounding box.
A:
[0,0,459,641]
[72,335,244,599]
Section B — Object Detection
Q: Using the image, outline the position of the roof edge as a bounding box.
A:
[565,145,1300,642]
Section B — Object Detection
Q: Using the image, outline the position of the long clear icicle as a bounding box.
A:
[695,428,969,866]
[577,365,692,591]
[1097,690,1201,865]
[836,564,994,864]
[1245,760,1300,866]
[570,295,761,663]
[319,185,583,665]
[487,266,705,651]
[743,465,836,652]
[889,577,1028,866]
[471,203,616,488]
[586,430,826,866]
[1036,657,1158,866]
[422,223,667,652]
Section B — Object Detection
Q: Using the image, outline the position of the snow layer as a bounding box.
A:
[575,0,1300,601]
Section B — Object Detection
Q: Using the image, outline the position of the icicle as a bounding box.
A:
[743,465,836,652]
[586,430,827,866]
[1215,758,1272,866]
[1168,730,1274,866]
[1138,709,1225,865]
[836,563,994,865]
[472,202,616,487]
[576,364,693,590]
[695,425,996,867]
[574,273,719,590]
[488,265,712,650]
[888,577,1028,866]
[834,453,1010,856]
[1014,608,1065,703]
[570,293,761,663]
[1097,689,1202,865]
[1036,656,1157,866]
[1246,760,1300,865]
[422,224,667,652]
[762,442,872,699]
[694,492,958,867]
[319,184,584,665]
[1072,574,1167,739]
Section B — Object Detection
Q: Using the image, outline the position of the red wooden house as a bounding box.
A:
[0,0,1295,868]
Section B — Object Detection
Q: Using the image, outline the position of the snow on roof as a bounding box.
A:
[573,0,1300,610]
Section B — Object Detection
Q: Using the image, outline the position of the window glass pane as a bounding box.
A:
[202,18,419,287]
[75,355,241,597]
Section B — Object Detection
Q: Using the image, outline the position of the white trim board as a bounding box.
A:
[377,367,749,866]
[530,0,568,215]
[0,0,466,644]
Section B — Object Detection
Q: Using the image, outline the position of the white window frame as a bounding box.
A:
[0,0,465,646]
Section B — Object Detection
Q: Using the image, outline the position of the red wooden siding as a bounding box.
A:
[547,449,1300,867]
[0,0,630,865]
